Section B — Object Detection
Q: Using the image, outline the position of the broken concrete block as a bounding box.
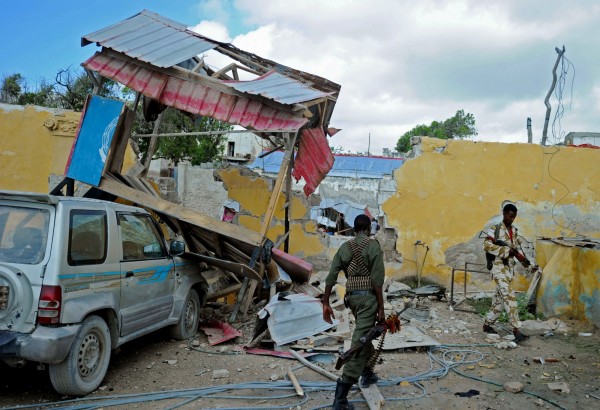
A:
[520,319,569,336]
[495,341,517,349]
[212,369,230,379]
[310,335,339,347]
[387,281,411,293]
[503,381,524,393]
[547,382,570,394]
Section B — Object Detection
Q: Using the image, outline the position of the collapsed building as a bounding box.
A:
[48,9,343,320]
[2,11,600,330]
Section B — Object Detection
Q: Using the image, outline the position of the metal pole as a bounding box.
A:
[284,144,294,253]
[527,117,532,143]
[368,132,371,156]
[541,46,566,146]
[142,112,164,177]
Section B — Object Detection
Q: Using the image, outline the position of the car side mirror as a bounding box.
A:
[169,240,185,256]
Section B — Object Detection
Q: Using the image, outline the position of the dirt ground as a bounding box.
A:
[1,297,599,410]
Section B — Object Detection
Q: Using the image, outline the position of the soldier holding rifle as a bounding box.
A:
[483,203,536,343]
[322,214,385,410]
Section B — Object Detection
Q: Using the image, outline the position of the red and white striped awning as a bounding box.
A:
[83,52,309,131]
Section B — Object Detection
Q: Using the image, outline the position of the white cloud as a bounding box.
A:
[188,0,600,154]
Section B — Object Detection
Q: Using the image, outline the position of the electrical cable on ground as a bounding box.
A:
[3,344,567,410]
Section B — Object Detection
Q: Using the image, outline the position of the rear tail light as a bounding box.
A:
[37,285,62,325]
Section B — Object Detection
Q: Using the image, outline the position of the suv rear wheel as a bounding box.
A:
[49,315,111,396]
[170,288,200,340]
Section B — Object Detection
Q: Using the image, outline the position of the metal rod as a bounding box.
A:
[133,129,299,138]
[258,144,284,159]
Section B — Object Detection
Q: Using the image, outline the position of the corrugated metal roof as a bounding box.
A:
[224,71,329,105]
[82,10,331,106]
[82,10,217,68]
[83,52,308,131]
[251,152,403,179]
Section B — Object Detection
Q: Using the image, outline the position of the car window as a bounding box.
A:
[68,210,107,266]
[118,213,166,261]
[0,205,50,265]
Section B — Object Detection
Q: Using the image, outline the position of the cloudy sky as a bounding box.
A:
[2,0,600,154]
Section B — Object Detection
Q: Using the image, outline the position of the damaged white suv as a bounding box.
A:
[0,191,208,396]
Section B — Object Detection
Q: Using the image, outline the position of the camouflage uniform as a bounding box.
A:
[325,233,385,384]
[483,223,522,329]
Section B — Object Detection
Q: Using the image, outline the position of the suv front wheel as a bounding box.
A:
[49,315,111,396]
[170,288,200,340]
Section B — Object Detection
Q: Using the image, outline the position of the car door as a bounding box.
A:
[117,212,175,336]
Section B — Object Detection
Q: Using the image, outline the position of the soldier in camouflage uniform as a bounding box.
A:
[322,214,385,410]
[483,203,529,343]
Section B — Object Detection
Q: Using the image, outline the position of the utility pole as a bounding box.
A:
[367,132,371,156]
[527,117,532,143]
[541,46,566,146]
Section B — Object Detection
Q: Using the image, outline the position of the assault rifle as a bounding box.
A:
[335,307,406,370]
[481,231,531,268]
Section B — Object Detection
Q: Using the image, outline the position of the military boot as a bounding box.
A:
[513,328,529,343]
[359,367,379,387]
[332,379,354,410]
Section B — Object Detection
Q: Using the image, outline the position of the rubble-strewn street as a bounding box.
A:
[1,292,598,410]
[3,5,600,410]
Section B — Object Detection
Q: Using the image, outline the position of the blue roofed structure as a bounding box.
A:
[249,151,403,179]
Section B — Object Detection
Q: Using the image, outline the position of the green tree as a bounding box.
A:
[1,69,120,109]
[143,110,231,165]
[396,109,477,153]
[0,74,24,104]
[1,74,55,106]
[54,67,120,110]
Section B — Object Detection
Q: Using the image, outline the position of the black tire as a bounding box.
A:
[49,315,111,396]
[170,289,200,340]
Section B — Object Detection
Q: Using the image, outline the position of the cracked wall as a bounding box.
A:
[0,103,137,193]
[382,137,600,291]
[216,167,325,262]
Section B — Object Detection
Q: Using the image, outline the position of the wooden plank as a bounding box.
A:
[359,384,385,410]
[273,231,290,249]
[222,242,251,262]
[284,143,294,253]
[259,133,297,240]
[239,279,260,318]
[124,161,145,178]
[184,253,261,282]
[139,178,160,196]
[142,112,163,177]
[98,177,262,246]
[230,278,249,322]
[525,269,542,305]
[289,350,338,381]
[106,107,134,174]
[206,283,242,302]
[287,369,304,397]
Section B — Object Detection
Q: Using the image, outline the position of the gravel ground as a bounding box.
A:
[1,298,599,410]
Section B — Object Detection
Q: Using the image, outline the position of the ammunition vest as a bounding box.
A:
[345,238,373,292]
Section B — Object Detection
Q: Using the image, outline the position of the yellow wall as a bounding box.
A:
[383,137,600,289]
[0,103,137,193]
[0,104,81,192]
[218,167,324,258]
[536,240,600,326]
